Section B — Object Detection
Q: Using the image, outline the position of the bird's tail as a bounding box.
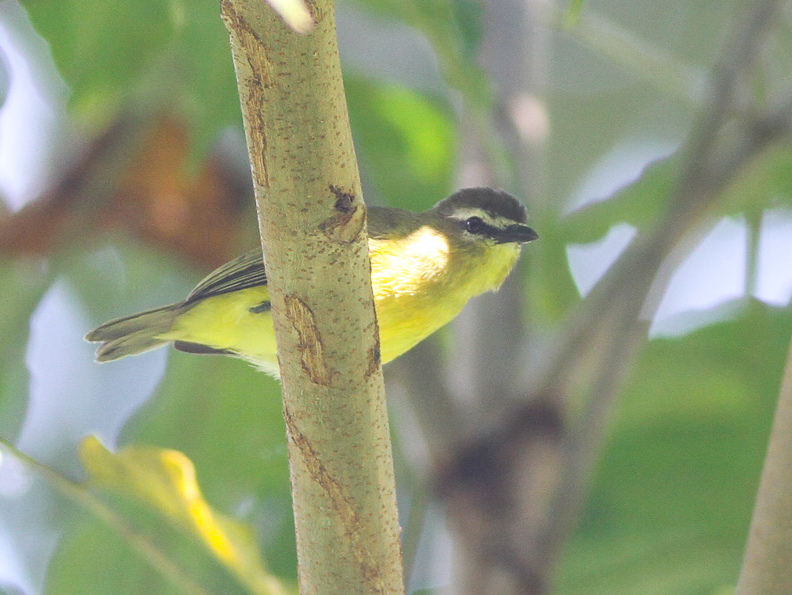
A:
[85,304,179,362]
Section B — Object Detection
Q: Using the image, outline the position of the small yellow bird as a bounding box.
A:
[86,187,538,376]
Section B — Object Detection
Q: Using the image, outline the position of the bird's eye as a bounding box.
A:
[465,216,485,234]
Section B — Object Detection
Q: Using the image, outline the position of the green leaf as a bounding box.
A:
[557,299,792,594]
[46,519,213,595]
[562,155,677,244]
[66,243,296,580]
[20,0,173,123]
[177,0,243,162]
[348,0,490,104]
[346,75,455,211]
[124,354,297,579]
[561,142,792,249]
[0,260,53,439]
[19,0,241,156]
[564,0,587,27]
[719,143,792,217]
[448,0,484,60]
[524,222,584,321]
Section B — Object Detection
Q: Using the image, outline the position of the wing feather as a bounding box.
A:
[186,250,267,303]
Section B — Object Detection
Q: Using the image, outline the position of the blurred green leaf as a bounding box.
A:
[45,509,244,595]
[719,143,792,217]
[63,244,296,582]
[0,353,28,440]
[19,0,240,153]
[177,0,242,162]
[561,138,792,249]
[0,260,53,439]
[524,222,584,323]
[19,0,173,122]
[565,0,587,27]
[0,436,220,595]
[557,299,791,594]
[80,436,289,595]
[346,75,455,210]
[448,0,483,60]
[348,0,489,104]
[69,243,197,325]
[562,155,677,244]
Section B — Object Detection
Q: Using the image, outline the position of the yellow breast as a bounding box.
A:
[370,225,520,362]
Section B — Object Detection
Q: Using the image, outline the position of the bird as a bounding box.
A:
[86,187,538,377]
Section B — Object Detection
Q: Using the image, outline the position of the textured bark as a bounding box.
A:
[737,341,792,594]
[222,2,404,593]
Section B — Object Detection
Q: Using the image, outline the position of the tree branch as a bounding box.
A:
[222,1,404,592]
[737,338,792,594]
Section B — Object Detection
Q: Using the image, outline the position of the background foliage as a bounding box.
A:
[1,0,791,593]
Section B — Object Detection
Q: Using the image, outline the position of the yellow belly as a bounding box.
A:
[374,289,466,363]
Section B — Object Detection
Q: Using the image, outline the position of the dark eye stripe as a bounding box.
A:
[460,217,502,240]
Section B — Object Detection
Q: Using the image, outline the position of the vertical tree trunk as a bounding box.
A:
[222,2,404,593]
[737,341,792,594]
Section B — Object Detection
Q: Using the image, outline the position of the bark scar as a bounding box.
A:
[321,185,363,243]
[283,404,385,587]
[283,294,332,386]
[330,184,355,212]
[366,335,381,379]
[220,0,271,188]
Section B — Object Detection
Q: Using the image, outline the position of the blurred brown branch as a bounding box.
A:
[0,114,250,268]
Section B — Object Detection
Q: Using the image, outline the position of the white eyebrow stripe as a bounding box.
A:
[445,208,516,229]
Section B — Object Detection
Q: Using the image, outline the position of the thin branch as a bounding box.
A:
[0,438,212,595]
[680,0,783,182]
[737,337,792,594]
[528,0,787,403]
[538,0,792,400]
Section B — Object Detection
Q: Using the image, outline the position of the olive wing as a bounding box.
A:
[185,249,268,304]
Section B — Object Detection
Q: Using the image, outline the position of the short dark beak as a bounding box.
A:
[496,224,539,244]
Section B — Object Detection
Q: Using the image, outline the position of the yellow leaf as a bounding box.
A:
[79,435,291,595]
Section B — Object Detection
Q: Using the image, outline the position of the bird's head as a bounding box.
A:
[432,187,538,248]
[368,187,538,297]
